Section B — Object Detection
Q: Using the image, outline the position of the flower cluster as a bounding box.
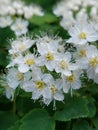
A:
[1,19,98,107]
[53,0,98,30]
[1,0,98,108]
[0,0,44,36]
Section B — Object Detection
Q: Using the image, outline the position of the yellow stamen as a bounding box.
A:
[18,44,26,51]
[16,73,24,81]
[60,60,68,69]
[18,24,23,31]
[45,52,54,61]
[25,58,35,66]
[66,73,75,83]
[78,32,87,39]
[50,86,57,94]
[89,57,98,67]
[35,80,44,90]
[79,50,86,57]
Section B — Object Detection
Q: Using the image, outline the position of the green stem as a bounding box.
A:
[13,95,16,114]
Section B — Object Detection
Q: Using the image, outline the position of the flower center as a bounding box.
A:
[60,60,68,69]
[78,32,87,39]
[45,52,54,61]
[25,58,35,65]
[18,24,23,31]
[50,86,57,94]
[18,44,26,51]
[35,80,44,90]
[16,72,24,81]
[66,73,75,83]
[79,49,86,57]
[89,57,98,67]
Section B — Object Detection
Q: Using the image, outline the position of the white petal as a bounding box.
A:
[54,92,64,101]
[18,64,29,73]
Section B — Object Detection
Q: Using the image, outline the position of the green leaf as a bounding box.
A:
[92,117,98,129]
[7,121,20,130]
[54,96,88,121]
[72,120,94,130]
[20,109,55,130]
[87,97,96,118]
[29,13,58,26]
[0,85,4,95]
[0,112,18,130]
[16,97,40,116]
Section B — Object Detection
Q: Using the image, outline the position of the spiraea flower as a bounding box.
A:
[6,68,32,89]
[53,0,98,30]
[17,53,37,73]
[0,0,44,36]
[11,18,29,36]
[36,42,59,71]
[67,22,98,45]
[2,30,98,107]
[55,52,77,76]
[62,71,82,95]
[43,77,64,107]
[9,36,35,55]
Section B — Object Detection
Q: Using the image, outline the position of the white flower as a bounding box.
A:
[55,52,77,76]
[53,0,98,30]
[11,18,29,36]
[9,36,35,55]
[60,16,75,30]
[23,5,44,19]
[6,68,32,89]
[86,49,98,80]
[62,71,81,94]
[74,45,98,69]
[17,54,37,73]
[0,16,13,28]
[77,45,98,80]
[36,43,58,71]
[67,22,98,45]
[23,71,51,100]
[43,77,64,106]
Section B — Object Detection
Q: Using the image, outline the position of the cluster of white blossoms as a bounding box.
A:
[1,19,98,107]
[53,0,98,30]
[0,0,44,36]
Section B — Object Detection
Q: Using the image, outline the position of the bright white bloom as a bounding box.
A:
[0,16,13,28]
[23,5,44,19]
[55,52,77,76]
[75,44,88,59]
[0,74,15,100]
[11,18,29,36]
[86,47,98,80]
[53,0,98,30]
[6,68,32,89]
[36,42,58,71]
[76,45,98,69]
[77,45,98,80]
[23,69,51,100]
[43,78,64,107]
[60,16,75,30]
[9,36,35,55]
[17,53,37,73]
[62,71,81,94]
[67,22,98,45]
[12,1,24,15]
[0,0,44,31]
